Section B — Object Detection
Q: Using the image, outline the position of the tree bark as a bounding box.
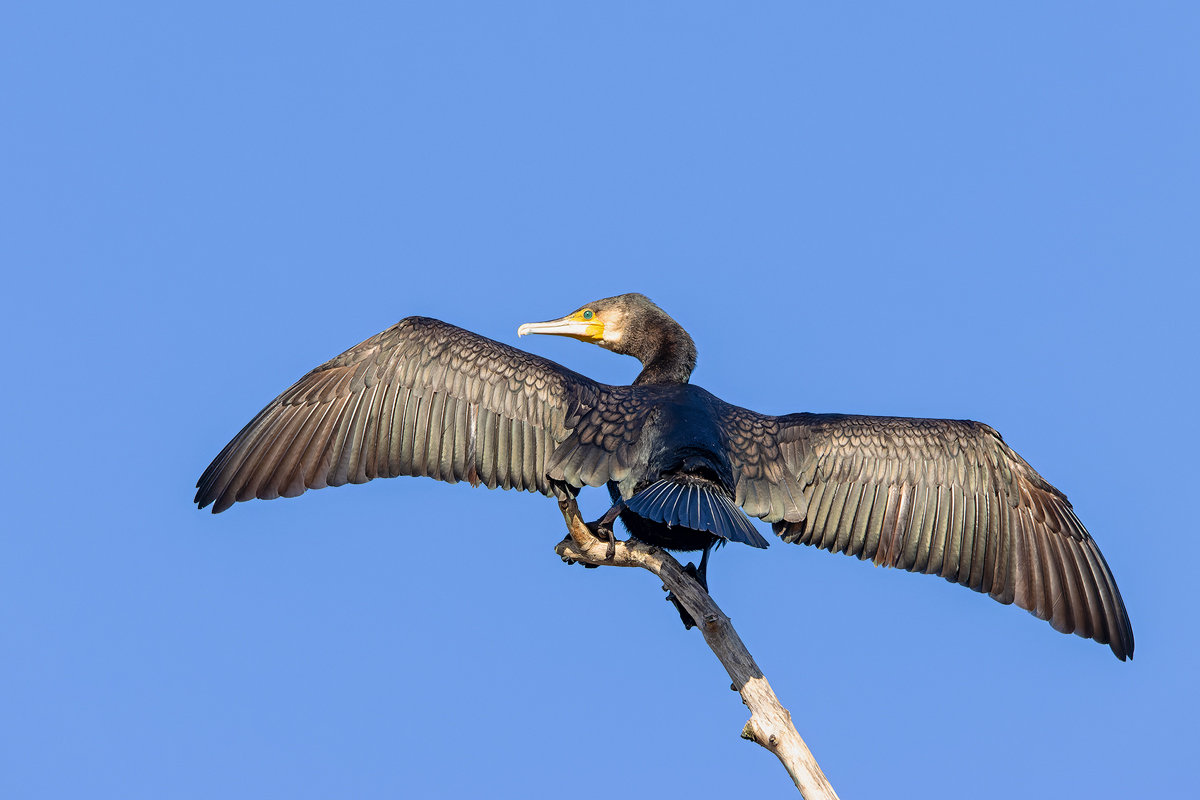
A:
[553,497,841,800]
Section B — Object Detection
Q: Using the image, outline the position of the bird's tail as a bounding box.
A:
[625,479,769,549]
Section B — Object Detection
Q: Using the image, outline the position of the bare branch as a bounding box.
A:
[554,497,841,800]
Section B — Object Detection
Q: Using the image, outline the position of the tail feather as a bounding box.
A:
[626,479,769,549]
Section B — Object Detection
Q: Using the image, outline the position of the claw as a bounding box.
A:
[666,554,713,630]
[666,589,697,629]
[586,503,624,562]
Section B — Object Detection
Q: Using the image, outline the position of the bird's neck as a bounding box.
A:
[630,321,697,386]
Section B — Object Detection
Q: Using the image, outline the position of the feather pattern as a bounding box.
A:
[719,409,1133,660]
[196,317,641,512]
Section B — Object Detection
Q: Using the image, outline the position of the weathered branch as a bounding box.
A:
[553,497,840,800]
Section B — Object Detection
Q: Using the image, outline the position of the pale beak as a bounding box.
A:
[517,316,604,343]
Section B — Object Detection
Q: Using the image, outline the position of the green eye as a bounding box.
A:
[582,310,594,320]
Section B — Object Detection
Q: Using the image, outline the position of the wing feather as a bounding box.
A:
[718,408,1132,660]
[196,317,606,512]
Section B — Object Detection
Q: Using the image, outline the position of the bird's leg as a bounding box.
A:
[694,541,712,593]
[666,541,714,629]
[585,501,625,563]
[555,482,591,566]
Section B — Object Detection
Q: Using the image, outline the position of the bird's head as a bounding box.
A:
[518,293,696,384]
[517,293,640,352]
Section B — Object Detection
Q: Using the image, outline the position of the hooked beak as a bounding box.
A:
[517,315,605,343]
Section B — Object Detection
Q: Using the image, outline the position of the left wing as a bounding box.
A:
[718,408,1133,660]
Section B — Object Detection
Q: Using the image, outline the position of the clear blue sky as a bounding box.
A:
[2,3,1196,798]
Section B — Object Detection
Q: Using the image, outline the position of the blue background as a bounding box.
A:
[2,3,1196,797]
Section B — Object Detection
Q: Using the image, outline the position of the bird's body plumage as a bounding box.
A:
[196,294,1133,660]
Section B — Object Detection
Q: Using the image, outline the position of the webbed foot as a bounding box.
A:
[580,519,613,568]
[666,561,710,628]
[665,543,713,629]
[583,502,625,563]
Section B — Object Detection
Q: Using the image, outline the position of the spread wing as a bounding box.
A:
[195,317,607,512]
[544,385,657,491]
[720,409,1133,660]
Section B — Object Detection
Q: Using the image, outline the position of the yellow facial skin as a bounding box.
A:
[517,309,606,343]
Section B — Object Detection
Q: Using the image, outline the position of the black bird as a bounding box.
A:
[195,293,1133,659]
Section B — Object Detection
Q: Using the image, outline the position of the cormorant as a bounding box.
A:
[195,293,1133,660]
